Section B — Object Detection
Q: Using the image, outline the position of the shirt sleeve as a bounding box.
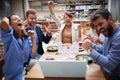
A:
[46,32,52,37]
[91,43,103,53]
[91,37,120,71]
[1,27,13,44]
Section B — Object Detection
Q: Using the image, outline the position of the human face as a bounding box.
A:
[26,14,37,28]
[93,16,113,37]
[10,15,23,31]
[64,14,72,26]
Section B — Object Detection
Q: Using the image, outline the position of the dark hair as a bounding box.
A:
[91,8,112,22]
[26,9,36,18]
[7,12,18,25]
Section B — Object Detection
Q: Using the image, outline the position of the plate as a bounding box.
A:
[47,46,58,52]
[76,53,93,64]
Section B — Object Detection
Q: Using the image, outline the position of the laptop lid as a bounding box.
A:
[39,60,87,78]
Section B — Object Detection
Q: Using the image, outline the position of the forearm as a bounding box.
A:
[91,43,103,53]
[32,36,36,57]
[48,5,55,15]
[48,2,60,27]
[91,49,119,71]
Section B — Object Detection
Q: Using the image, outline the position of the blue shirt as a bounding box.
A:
[1,27,32,80]
[90,26,120,78]
[26,26,52,59]
[34,27,41,58]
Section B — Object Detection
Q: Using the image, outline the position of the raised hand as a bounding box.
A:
[0,17,9,30]
[48,1,53,7]
[28,30,35,39]
[45,23,52,34]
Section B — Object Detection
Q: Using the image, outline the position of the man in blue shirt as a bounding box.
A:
[24,9,52,73]
[82,8,120,79]
[25,9,52,58]
[0,14,36,80]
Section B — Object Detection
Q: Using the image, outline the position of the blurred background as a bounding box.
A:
[0,0,120,22]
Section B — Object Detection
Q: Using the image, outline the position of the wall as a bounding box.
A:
[0,0,11,19]
[10,0,25,19]
[37,11,65,20]
[108,0,120,22]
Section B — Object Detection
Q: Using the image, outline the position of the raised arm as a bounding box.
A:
[0,17,9,30]
[28,30,36,57]
[48,1,55,16]
[48,1,61,27]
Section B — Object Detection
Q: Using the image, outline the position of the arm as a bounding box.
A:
[48,1,55,16]
[82,39,103,53]
[36,26,52,44]
[95,38,104,44]
[28,30,36,57]
[43,32,52,44]
[48,1,61,27]
[91,37,120,71]
[0,17,9,31]
[91,43,103,53]
[0,17,13,45]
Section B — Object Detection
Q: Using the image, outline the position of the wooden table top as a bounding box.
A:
[25,53,106,80]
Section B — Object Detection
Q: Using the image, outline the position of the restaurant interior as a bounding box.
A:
[0,0,120,80]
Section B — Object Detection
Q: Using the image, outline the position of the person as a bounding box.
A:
[48,1,81,44]
[25,9,52,58]
[87,22,105,45]
[24,9,52,73]
[82,8,120,79]
[0,14,36,80]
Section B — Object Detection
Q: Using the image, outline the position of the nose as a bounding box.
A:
[33,19,36,22]
[18,17,22,21]
[32,19,37,22]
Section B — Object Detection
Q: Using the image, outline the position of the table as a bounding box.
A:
[25,53,106,80]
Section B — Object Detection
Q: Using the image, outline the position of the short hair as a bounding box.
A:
[91,8,112,22]
[26,9,36,18]
[8,13,18,25]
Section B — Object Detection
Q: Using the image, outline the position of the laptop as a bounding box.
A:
[39,60,87,78]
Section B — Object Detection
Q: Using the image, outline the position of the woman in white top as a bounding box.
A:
[48,1,81,44]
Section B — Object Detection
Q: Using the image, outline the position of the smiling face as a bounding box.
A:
[26,14,37,28]
[26,9,37,28]
[64,13,73,26]
[93,16,113,37]
[10,14,23,31]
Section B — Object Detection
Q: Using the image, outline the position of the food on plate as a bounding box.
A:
[47,46,58,52]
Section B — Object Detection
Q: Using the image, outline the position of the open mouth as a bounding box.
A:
[18,23,22,26]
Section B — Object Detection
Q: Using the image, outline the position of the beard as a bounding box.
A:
[107,23,114,37]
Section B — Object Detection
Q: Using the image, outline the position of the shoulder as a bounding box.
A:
[72,23,78,29]
[113,27,120,39]
[35,25,42,31]
[35,25,41,29]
